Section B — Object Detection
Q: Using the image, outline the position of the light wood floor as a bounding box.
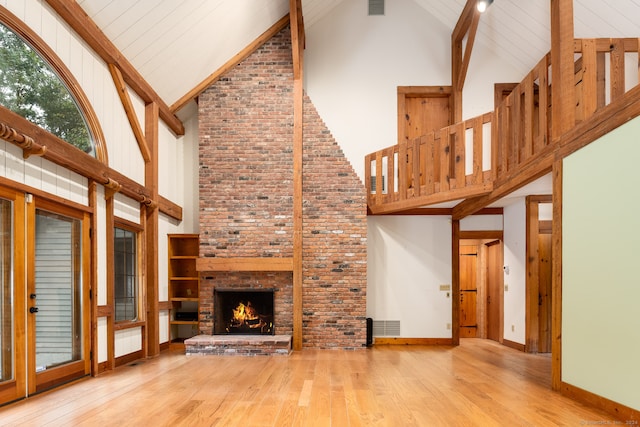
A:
[0,339,617,426]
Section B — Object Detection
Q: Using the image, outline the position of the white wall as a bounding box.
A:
[305,0,523,181]
[502,199,526,344]
[563,116,640,411]
[305,0,450,182]
[367,216,452,338]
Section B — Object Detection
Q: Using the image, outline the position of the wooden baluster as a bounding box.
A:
[398,142,407,200]
[472,116,483,186]
[439,127,450,192]
[387,146,396,202]
[412,137,421,197]
[609,38,625,102]
[453,123,465,189]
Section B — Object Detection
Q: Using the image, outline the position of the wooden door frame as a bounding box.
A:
[525,194,552,353]
[0,186,26,405]
[453,227,503,345]
[27,198,92,395]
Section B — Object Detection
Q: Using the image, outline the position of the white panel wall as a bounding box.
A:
[502,200,526,344]
[97,317,108,363]
[563,117,640,411]
[113,193,140,224]
[96,185,107,306]
[0,141,88,205]
[367,216,452,338]
[114,327,142,358]
[460,215,503,231]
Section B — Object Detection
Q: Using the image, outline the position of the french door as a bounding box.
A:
[0,188,90,405]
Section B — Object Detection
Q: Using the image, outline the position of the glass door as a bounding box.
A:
[27,201,90,395]
[0,188,26,405]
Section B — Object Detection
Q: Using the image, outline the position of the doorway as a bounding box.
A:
[525,195,553,353]
[459,235,503,342]
[0,188,91,405]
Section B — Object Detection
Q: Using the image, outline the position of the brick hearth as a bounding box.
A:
[184,335,292,356]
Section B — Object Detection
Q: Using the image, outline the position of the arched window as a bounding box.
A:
[0,12,107,162]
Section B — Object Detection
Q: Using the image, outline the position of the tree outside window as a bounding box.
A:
[0,22,95,156]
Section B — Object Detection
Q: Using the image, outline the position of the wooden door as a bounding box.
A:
[27,199,91,395]
[402,95,451,142]
[459,245,478,338]
[398,87,451,190]
[485,240,503,342]
[538,233,552,353]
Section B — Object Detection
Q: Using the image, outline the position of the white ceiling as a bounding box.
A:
[75,0,640,109]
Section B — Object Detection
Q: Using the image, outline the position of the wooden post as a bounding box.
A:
[550,0,575,140]
[452,219,460,346]
[145,102,160,357]
[290,0,304,351]
[551,160,563,391]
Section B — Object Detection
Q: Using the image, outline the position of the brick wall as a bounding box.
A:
[198,26,367,349]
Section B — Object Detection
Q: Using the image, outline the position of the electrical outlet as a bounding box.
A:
[511,324,515,332]
[446,323,451,330]
[504,283,509,292]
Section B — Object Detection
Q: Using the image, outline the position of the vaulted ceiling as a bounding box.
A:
[75,0,640,111]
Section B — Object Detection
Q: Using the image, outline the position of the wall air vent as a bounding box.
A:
[372,320,400,336]
[368,0,384,16]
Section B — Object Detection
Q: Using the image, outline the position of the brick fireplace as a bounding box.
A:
[195,25,367,350]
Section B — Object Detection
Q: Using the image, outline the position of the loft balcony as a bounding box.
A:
[365,38,640,216]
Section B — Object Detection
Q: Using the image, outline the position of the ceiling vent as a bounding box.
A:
[368,0,385,16]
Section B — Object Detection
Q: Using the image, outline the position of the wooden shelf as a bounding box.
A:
[168,234,200,345]
[196,257,294,272]
[170,320,198,325]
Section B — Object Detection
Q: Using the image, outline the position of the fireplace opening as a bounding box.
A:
[214,289,274,335]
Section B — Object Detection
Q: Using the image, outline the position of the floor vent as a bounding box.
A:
[368,0,385,16]
[372,320,400,336]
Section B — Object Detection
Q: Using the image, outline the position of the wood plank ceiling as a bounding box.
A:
[75,0,640,112]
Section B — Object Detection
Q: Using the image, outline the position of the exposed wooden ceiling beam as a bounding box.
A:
[170,14,291,113]
[451,0,481,123]
[108,64,151,163]
[44,0,185,136]
[290,0,305,81]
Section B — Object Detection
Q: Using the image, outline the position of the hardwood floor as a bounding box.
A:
[0,339,618,426]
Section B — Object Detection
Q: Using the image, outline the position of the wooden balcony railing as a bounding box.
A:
[366,38,640,215]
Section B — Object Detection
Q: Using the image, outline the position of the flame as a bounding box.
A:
[232,301,259,324]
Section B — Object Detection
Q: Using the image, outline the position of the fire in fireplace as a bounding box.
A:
[214,289,274,335]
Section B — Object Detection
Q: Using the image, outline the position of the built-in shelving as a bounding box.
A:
[168,234,199,349]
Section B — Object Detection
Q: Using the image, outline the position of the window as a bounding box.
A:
[0,22,95,156]
[114,227,138,322]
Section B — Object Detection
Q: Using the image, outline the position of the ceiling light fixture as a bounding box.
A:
[476,0,494,13]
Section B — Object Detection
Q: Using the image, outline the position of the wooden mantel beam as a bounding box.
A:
[44,0,185,136]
